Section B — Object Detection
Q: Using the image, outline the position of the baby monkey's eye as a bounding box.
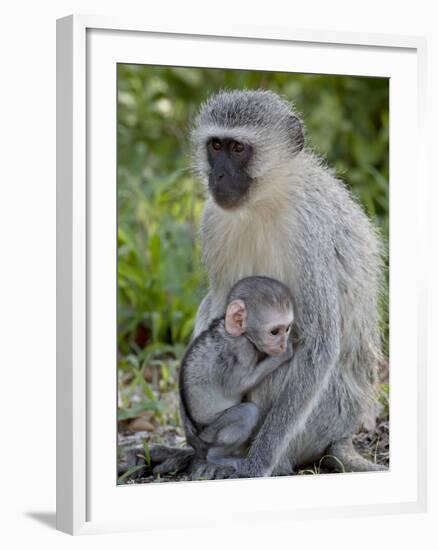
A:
[232,141,244,153]
[211,139,222,151]
[270,328,279,336]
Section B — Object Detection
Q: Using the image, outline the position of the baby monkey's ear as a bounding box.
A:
[225,299,247,337]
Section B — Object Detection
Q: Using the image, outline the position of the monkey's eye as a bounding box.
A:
[211,139,222,151]
[286,324,291,333]
[270,328,279,336]
[232,141,245,153]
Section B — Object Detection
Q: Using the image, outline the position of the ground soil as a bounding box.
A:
[118,416,389,484]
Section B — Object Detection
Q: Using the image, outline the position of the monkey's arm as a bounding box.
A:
[236,257,341,477]
[223,344,294,397]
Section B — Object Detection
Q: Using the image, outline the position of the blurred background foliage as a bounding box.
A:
[117,65,389,433]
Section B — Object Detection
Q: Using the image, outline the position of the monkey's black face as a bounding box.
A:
[207,137,253,210]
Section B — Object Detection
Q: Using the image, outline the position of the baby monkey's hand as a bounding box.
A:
[283,339,294,361]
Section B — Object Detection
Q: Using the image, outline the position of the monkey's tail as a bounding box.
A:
[324,438,387,472]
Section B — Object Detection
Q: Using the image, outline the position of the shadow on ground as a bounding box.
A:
[25,511,56,530]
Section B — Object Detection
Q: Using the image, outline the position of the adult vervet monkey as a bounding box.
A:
[186,89,385,478]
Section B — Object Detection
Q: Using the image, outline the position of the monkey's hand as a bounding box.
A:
[230,457,268,478]
[283,339,294,362]
[189,459,239,481]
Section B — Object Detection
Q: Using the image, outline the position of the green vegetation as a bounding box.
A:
[117,65,389,430]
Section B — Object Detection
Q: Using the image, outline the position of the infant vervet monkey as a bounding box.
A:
[179,276,294,469]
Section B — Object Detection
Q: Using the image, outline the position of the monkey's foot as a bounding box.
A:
[118,444,195,480]
[152,446,195,476]
[189,458,238,481]
[325,439,388,473]
[221,456,269,478]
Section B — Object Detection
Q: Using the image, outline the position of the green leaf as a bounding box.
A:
[118,464,147,484]
[149,233,161,265]
[118,400,163,421]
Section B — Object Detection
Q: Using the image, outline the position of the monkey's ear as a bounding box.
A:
[288,115,304,154]
[225,299,247,337]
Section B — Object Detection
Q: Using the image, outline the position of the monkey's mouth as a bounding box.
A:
[208,178,252,211]
[211,189,249,210]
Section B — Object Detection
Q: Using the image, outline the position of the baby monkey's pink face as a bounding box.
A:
[260,310,294,356]
[224,298,294,357]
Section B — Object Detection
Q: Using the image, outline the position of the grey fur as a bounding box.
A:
[180,276,294,469]
[189,89,386,477]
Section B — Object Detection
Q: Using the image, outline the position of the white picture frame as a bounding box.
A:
[56,14,428,535]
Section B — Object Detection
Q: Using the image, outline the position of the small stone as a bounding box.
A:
[128,418,155,432]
